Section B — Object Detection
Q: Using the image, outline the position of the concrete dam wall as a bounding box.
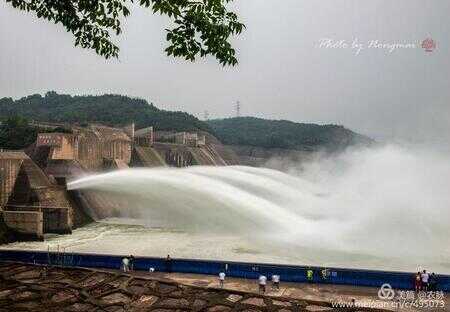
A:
[1,122,240,242]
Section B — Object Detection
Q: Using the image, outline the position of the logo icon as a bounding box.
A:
[378,283,395,300]
[421,38,436,52]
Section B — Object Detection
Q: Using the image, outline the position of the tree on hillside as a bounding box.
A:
[0,116,38,150]
[5,0,244,66]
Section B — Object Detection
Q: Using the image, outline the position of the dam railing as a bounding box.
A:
[0,249,449,291]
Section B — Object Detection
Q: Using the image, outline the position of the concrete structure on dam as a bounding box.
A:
[33,124,132,173]
[29,122,238,171]
[0,151,73,240]
[0,122,240,241]
[133,126,236,167]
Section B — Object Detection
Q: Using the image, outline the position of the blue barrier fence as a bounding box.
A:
[1,249,449,291]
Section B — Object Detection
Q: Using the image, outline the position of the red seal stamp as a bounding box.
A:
[421,38,436,52]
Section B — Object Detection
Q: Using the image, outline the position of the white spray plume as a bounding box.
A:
[68,144,450,267]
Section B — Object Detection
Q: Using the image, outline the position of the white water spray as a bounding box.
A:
[67,144,450,269]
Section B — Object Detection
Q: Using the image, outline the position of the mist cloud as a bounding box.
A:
[68,144,450,272]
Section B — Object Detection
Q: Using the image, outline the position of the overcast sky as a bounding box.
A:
[1,0,449,143]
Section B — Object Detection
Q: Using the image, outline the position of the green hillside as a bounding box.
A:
[207,117,373,151]
[0,91,210,133]
[0,92,373,152]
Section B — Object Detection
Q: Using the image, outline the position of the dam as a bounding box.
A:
[4,158,450,275]
[1,122,449,291]
[0,122,238,240]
